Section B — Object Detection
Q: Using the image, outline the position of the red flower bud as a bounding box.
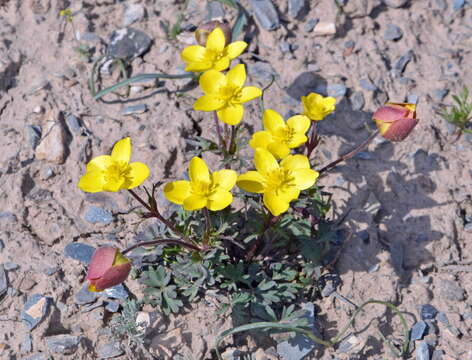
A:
[86,247,131,292]
[373,102,418,142]
[195,20,232,47]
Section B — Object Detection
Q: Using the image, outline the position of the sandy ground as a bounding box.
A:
[0,0,471,359]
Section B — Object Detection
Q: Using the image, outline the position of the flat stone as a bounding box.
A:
[359,79,377,91]
[407,94,419,104]
[350,91,365,111]
[75,284,98,305]
[321,280,336,297]
[123,3,145,26]
[21,294,51,331]
[393,50,414,76]
[105,301,120,312]
[23,353,49,360]
[313,22,336,36]
[121,104,148,116]
[288,0,306,18]
[327,84,347,97]
[248,61,277,83]
[440,279,465,301]
[65,114,82,134]
[420,304,438,320]
[35,111,67,164]
[249,0,280,31]
[383,0,409,7]
[303,18,319,32]
[103,284,129,300]
[410,321,428,341]
[45,335,81,355]
[437,312,449,325]
[432,89,448,101]
[97,341,124,359]
[432,349,444,360]
[85,206,113,224]
[384,24,403,41]
[0,265,8,298]
[338,334,361,353]
[452,0,465,10]
[434,0,447,10]
[64,243,96,264]
[206,1,225,20]
[25,125,42,150]
[416,342,430,360]
[354,151,374,160]
[106,28,152,61]
[20,333,33,353]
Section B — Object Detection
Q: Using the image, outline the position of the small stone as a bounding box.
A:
[304,18,319,33]
[464,223,472,232]
[420,304,438,320]
[432,350,444,360]
[75,284,97,305]
[338,334,361,353]
[313,22,336,36]
[105,301,120,312]
[357,230,370,243]
[4,261,19,270]
[97,341,124,359]
[350,91,365,111]
[279,41,291,54]
[383,24,403,41]
[103,284,129,300]
[123,3,145,26]
[288,0,306,18]
[452,0,464,10]
[80,32,102,43]
[44,267,58,276]
[0,212,17,224]
[64,243,96,264]
[21,294,51,330]
[35,112,67,164]
[106,28,152,61]
[29,79,50,94]
[65,114,82,134]
[327,84,347,97]
[383,0,409,8]
[121,104,148,116]
[0,265,8,297]
[407,94,419,104]
[321,281,336,297]
[85,206,113,224]
[432,89,449,101]
[25,125,42,150]
[368,263,380,273]
[249,0,280,31]
[359,79,377,91]
[440,279,465,301]
[248,62,277,83]
[206,1,225,20]
[416,342,430,360]
[81,300,104,313]
[45,335,81,355]
[393,50,414,76]
[437,312,449,325]
[354,151,373,160]
[435,0,447,9]
[20,334,33,353]
[23,353,49,360]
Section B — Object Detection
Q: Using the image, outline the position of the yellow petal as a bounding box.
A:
[200,70,226,94]
[189,157,210,184]
[291,168,319,190]
[240,86,262,103]
[206,27,225,53]
[237,171,266,193]
[185,61,213,72]
[267,142,290,159]
[111,137,131,164]
[249,131,272,151]
[127,162,150,189]
[227,64,246,88]
[280,154,310,171]
[288,134,308,148]
[78,171,105,193]
[164,180,191,205]
[194,95,226,111]
[375,118,391,136]
[87,155,112,172]
[263,192,290,216]
[225,41,247,59]
[254,148,279,176]
[113,251,131,266]
[208,190,233,211]
[181,45,207,63]
[287,115,311,134]
[102,176,125,192]
[217,104,244,125]
[212,169,237,191]
[263,109,285,134]
[278,188,300,203]
[183,195,207,211]
[213,57,231,71]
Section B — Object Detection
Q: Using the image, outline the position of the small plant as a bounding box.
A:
[439,87,472,136]
[110,299,144,347]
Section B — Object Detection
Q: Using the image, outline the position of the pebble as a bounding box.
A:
[206,1,225,20]
[80,32,102,43]
[359,78,377,91]
[121,104,148,116]
[35,113,67,164]
[288,0,306,18]
[394,50,414,76]
[304,18,319,32]
[249,0,280,31]
[350,91,365,111]
[23,354,49,360]
[313,22,336,36]
[44,267,58,276]
[75,284,98,305]
[65,114,82,134]
[420,304,438,320]
[338,334,361,353]
[440,279,465,301]
[103,284,129,300]
[279,41,291,54]
[327,84,347,97]
[20,334,33,353]
[21,294,51,330]
[321,280,336,297]
[357,230,370,243]
[434,0,447,9]
[407,94,419,104]
[105,301,120,312]
[248,61,277,83]
[432,350,444,360]
[368,263,380,273]
[452,0,464,10]
[383,0,409,7]
[416,342,430,360]
[4,262,19,270]
[123,3,145,26]
[46,335,81,355]
[383,24,403,41]
[437,312,449,325]
[97,341,124,359]
[64,242,96,264]
[106,28,152,61]
[25,125,42,150]
[354,151,374,160]
[464,223,472,232]
[0,265,7,297]
[85,206,113,224]
[432,89,449,101]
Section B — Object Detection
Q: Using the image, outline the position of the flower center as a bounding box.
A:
[104,161,131,184]
[191,180,218,198]
[265,168,295,193]
[207,49,224,63]
[274,127,296,145]
[219,84,242,104]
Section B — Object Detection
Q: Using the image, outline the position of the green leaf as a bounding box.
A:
[215,0,238,8]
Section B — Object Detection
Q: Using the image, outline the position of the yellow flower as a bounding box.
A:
[194,64,262,125]
[301,92,336,121]
[164,157,237,211]
[249,109,311,159]
[181,27,247,72]
[78,137,150,193]
[237,148,319,216]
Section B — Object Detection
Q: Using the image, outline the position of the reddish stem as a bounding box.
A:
[122,239,201,255]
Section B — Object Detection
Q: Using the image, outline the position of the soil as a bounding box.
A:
[0,0,471,359]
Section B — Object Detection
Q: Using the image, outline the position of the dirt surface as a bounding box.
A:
[0,0,471,359]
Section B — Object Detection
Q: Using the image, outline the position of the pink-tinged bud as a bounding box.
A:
[373,102,418,142]
[86,247,131,292]
[195,20,232,46]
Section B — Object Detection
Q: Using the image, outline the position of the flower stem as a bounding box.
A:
[228,125,239,155]
[213,112,226,152]
[122,238,201,255]
[306,122,319,160]
[203,208,212,246]
[318,130,379,175]
[246,212,279,261]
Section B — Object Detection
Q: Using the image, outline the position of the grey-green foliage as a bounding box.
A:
[110,299,145,346]
[440,87,472,134]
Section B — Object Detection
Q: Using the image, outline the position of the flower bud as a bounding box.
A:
[195,21,232,47]
[373,102,418,142]
[86,247,132,292]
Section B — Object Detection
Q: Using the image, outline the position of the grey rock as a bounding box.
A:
[344,40,355,48]
[0,264,8,297]
[432,89,448,101]
[354,151,374,160]
[350,91,365,111]
[0,212,17,224]
[25,125,42,150]
[440,279,465,301]
[98,341,124,359]
[21,294,51,330]
[248,61,277,82]
[336,0,348,5]
[44,267,59,276]
[206,1,225,20]
[357,230,370,243]
[85,206,113,224]
[279,41,291,53]
[106,28,152,61]
[64,243,96,264]
[23,354,49,360]
[35,116,67,164]
[434,0,447,10]
[359,78,377,91]
[420,304,438,320]
[452,0,464,10]
[394,50,414,75]
[384,24,403,41]
[304,19,319,32]
[81,300,103,313]
[416,342,430,360]
[327,84,347,97]
[65,114,82,134]
[4,261,18,270]
[81,32,102,43]
[45,334,81,355]
[407,94,419,104]
[464,222,472,232]
[383,0,409,8]
[410,321,428,340]
[368,263,380,273]
[105,301,120,312]
[432,350,444,360]
[103,284,129,299]
[249,0,280,31]
[123,3,145,26]
[288,0,306,18]
[75,284,98,305]
[437,312,449,325]
[338,334,360,353]
[321,281,336,297]
[121,104,148,116]
[21,333,33,353]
